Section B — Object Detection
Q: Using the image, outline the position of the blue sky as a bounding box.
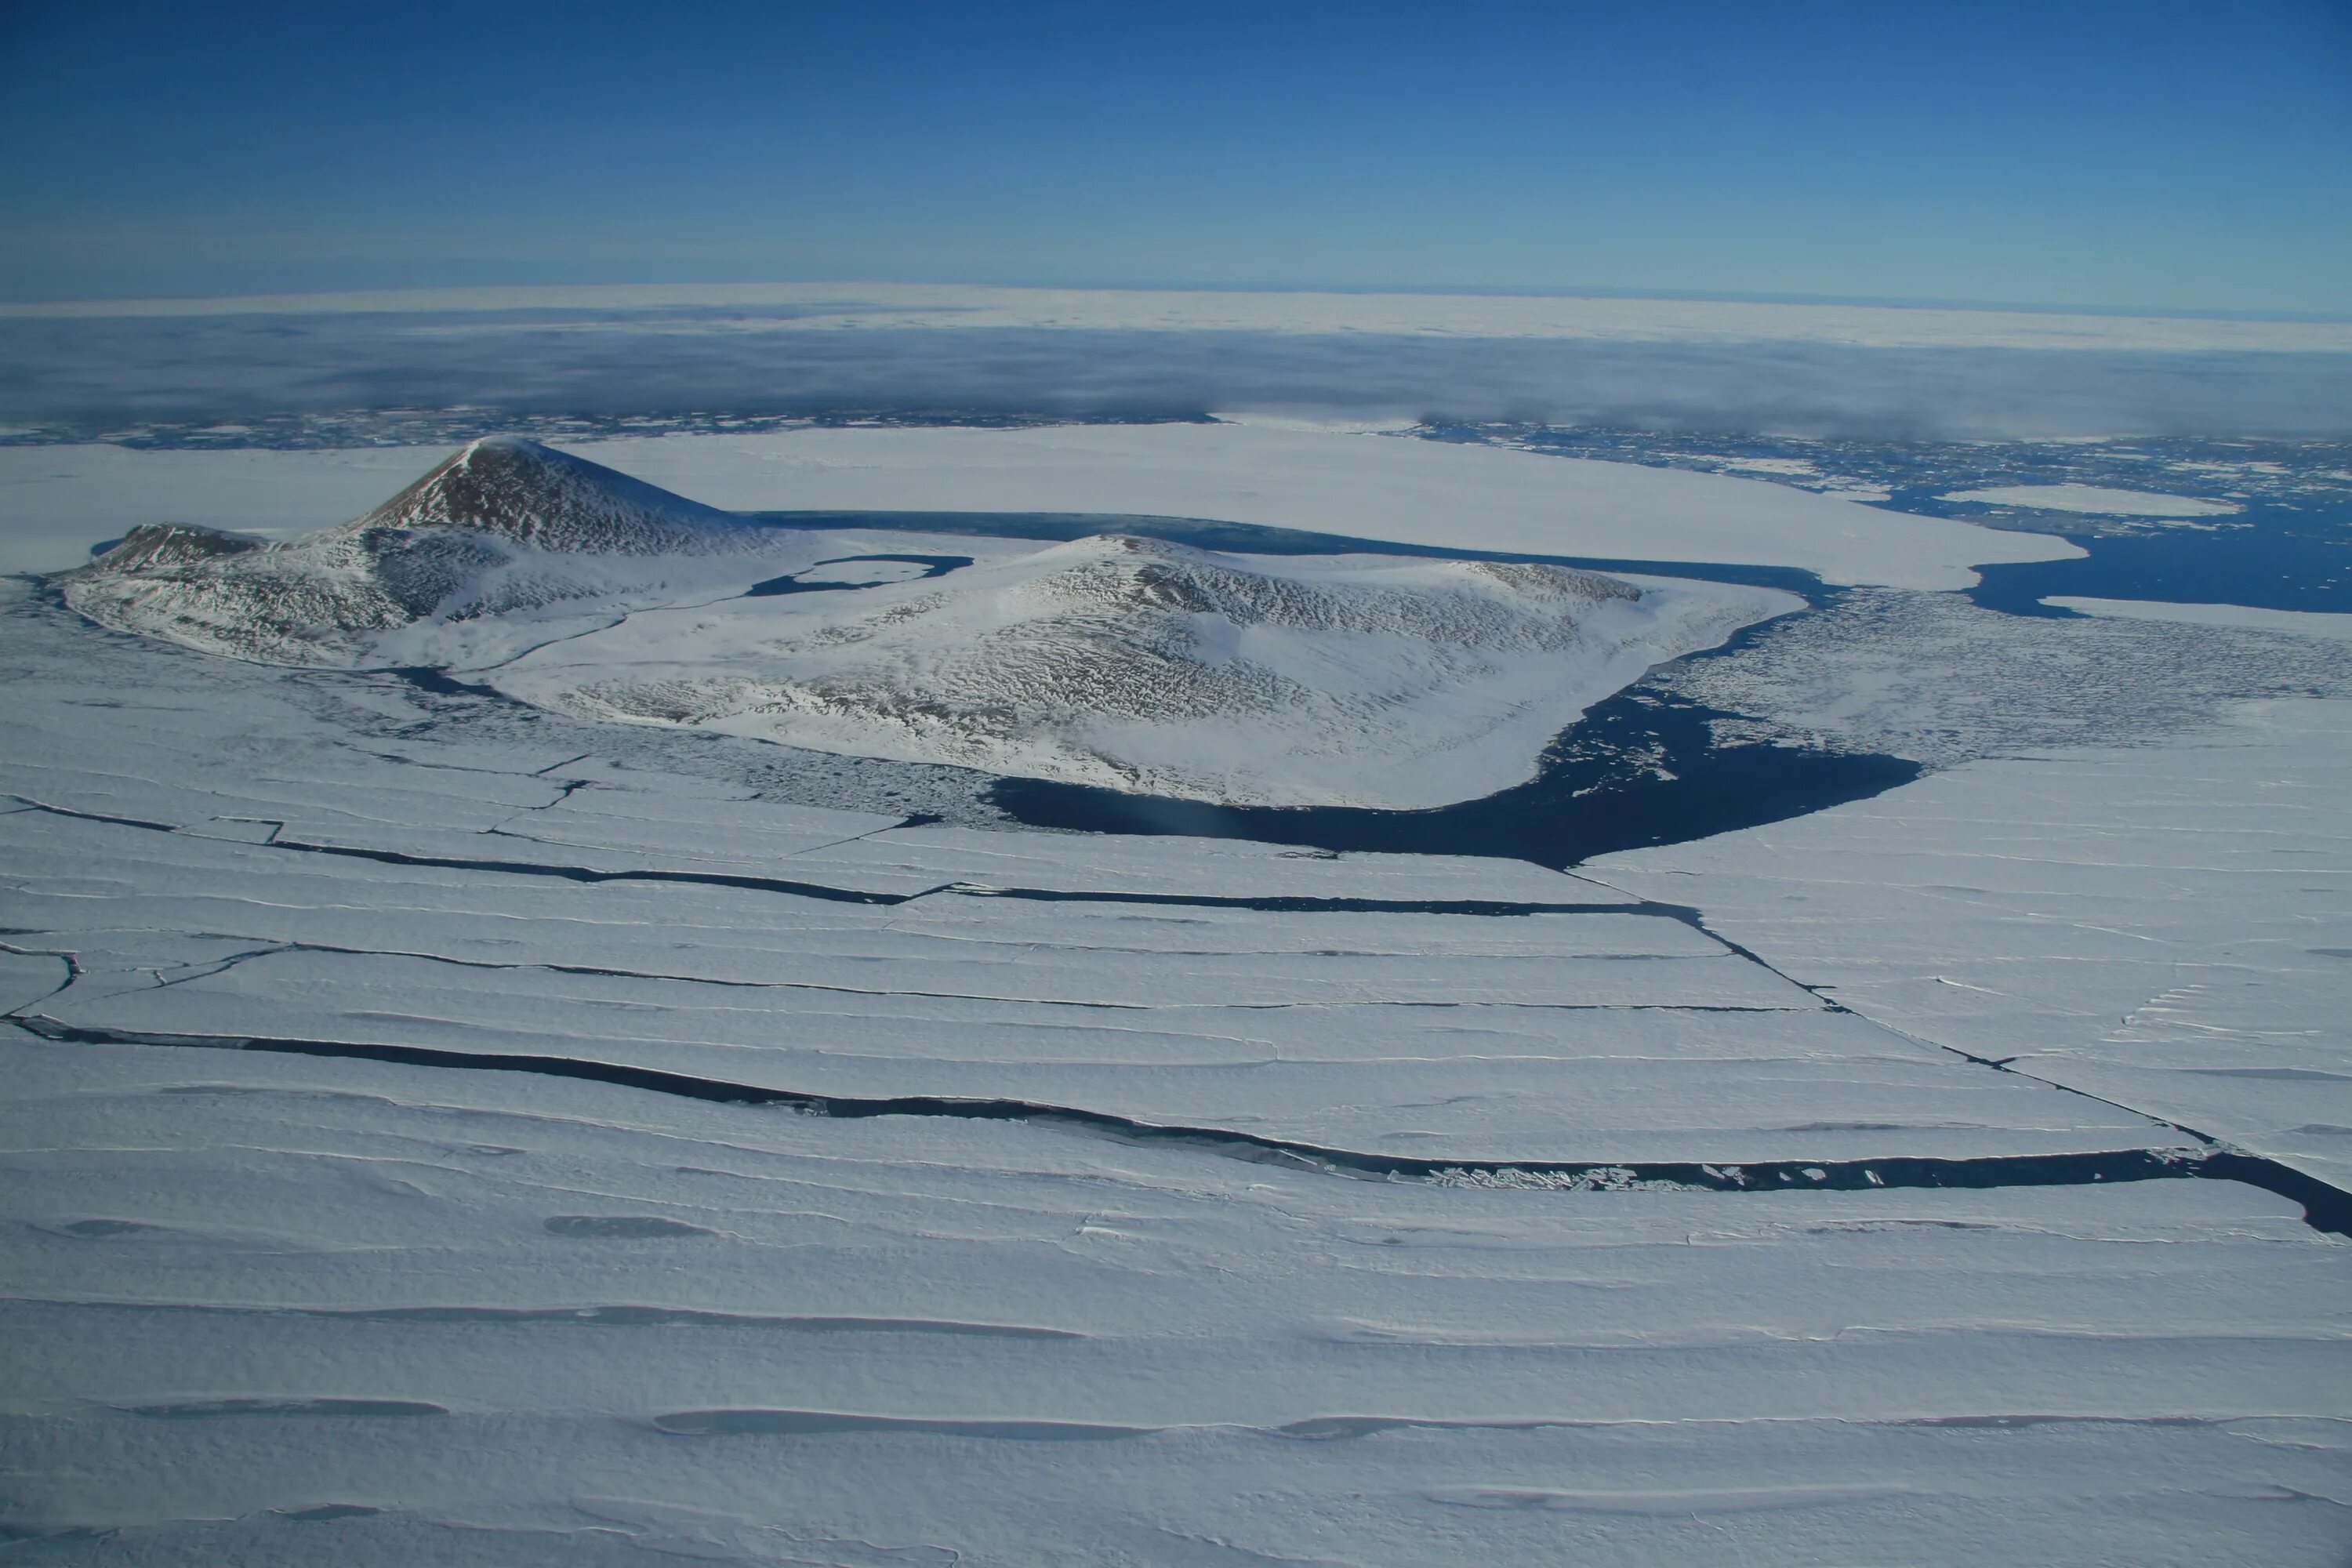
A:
[2,0,2347,313]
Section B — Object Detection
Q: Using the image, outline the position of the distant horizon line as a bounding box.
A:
[4,277,2347,328]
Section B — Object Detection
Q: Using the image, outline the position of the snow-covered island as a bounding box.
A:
[64,437,1798,808]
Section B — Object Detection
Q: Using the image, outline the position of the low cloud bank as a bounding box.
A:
[4,308,2347,439]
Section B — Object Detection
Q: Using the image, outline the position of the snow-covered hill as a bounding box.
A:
[59,437,1797,806]
[60,437,759,664]
[493,532,1796,808]
[351,434,739,551]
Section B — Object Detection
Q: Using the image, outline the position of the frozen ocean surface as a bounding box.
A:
[2,423,2348,1566]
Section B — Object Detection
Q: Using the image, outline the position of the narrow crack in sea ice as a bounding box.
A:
[11,935,1802,1018]
[10,1016,2343,1236]
[1564,866,2310,1192]
[0,793,1738,921]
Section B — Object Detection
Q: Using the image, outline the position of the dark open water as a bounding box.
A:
[749,509,1909,865]
[745,493,2347,863]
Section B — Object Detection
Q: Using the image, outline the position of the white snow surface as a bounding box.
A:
[3,412,2350,1566]
[53,437,814,667]
[44,437,1798,808]
[0,442,444,574]
[6,1038,2341,1568]
[0,423,2080,586]
[1944,483,2244,517]
[2047,595,2352,640]
[591,423,2080,590]
[349,432,739,550]
[1591,697,2352,1189]
[480,539,1795,808]
[1,581,2347,1566]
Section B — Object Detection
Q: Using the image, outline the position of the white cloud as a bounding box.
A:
[1,289,2346,439]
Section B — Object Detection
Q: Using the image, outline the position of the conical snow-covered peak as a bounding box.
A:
[352,436,739,554]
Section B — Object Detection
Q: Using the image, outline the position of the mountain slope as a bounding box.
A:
[352,435,737,553]
[56,439,1798,806]
[493,533,1798,808]
[60,437,755,664]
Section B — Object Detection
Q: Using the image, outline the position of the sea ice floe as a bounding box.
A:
[2,427,2347,1567]
[2044,596,2352,641]
[1589,696,2352,1188]
[1942,483,2242,517]
[0,1035,2342,1567]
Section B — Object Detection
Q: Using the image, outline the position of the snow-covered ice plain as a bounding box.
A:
[4,412,2350,1566]
[2042,596,2352,641]
[1942,483,2245,518]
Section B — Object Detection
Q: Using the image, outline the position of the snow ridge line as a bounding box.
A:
[12,1017,2347,1236]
